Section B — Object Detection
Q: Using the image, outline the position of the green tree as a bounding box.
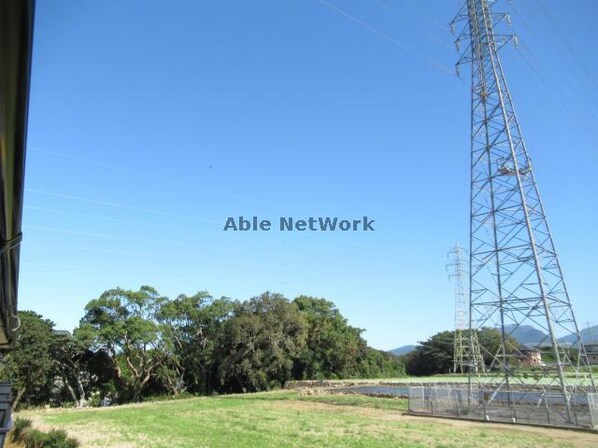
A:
[404,330,455,376]
[477,327,520,369]
[78,286,166,402]
[293,296,367,379]
[156,292,233,395]
[1,311,56,410]
[404,328,519,376]
[358,347,405,378]
[216,292,307,393]
[51,330,89,407]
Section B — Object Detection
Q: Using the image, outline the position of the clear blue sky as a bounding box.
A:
[22,0,597,350]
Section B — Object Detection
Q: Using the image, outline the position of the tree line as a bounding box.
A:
[402,328,520,376]
[0,287,404,409]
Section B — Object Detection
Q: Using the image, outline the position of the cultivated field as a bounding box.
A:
[15,391,598,448]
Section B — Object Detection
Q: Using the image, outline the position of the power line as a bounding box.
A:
[313,0,453,74]
[20,260,259,282]
[21,239,370,273]
[24,205,200,233]
[397,0,450,31]
[535,1,598,92]
[29,146,284,207]
[25,188,220,223]
[23,205,406,260]
[502,3,598,203]
[22,225,228,248]
[371,0,451,48]
[516,2,598,112]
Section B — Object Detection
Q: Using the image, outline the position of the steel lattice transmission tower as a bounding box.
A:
[447,242,483,374]
[451,0,595,423]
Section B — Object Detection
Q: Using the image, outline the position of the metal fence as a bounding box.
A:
[408,385,598,430]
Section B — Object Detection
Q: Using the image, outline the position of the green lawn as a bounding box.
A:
[17,391,597,448]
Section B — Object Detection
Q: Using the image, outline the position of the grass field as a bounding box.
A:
[15,391,598,448]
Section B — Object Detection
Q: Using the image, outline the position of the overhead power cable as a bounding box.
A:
[25,188,220,223]
[535,1,598,92]
[398,0,450,31]
[314,0,453,74]
[25,206,200,233]
[371,0,451,48]
[504,2,598,186]
[29,146,284,208]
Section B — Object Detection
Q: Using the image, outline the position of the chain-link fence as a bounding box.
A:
[408,385,598,430]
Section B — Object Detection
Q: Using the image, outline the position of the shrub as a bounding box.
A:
[10,417,32,442]
[44,429,79,448]
[10,420,79,448]
[22,428,48,448]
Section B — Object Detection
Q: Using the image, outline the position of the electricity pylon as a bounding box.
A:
[447,242,483,374]
[451,0,595,424]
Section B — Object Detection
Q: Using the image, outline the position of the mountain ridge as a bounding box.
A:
[389,325,598,353]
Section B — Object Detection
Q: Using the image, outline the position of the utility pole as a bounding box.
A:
[450,0,595,425]
[447,242,483,374]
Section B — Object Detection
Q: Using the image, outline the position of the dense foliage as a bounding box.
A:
[404,328,519,376]
[3,311,56,409]
[0,287,404,408]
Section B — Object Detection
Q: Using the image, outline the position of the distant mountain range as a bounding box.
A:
[559,324,598,345]
[388,345,416,356]
[388,324,598,355]
[504,324,548,345]
[505,324,598,346]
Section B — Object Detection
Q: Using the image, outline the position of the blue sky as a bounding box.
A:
[22,0,597,350]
